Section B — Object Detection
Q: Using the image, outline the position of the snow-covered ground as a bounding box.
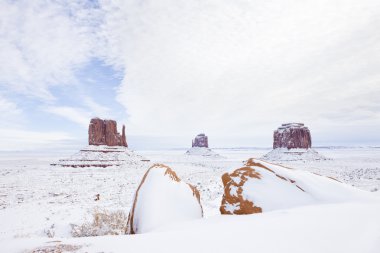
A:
[0,147,379,252]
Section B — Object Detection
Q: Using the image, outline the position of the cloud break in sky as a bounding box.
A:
[0,0,379,150]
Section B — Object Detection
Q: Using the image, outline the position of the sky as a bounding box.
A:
[0,0,379,151]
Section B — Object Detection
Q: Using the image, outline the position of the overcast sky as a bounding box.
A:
[0,0,379,151]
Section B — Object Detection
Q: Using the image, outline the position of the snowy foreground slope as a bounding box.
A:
[5,202,379,253]
[0,148,379,252]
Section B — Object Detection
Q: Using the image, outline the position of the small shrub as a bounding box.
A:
[71,208,128,237]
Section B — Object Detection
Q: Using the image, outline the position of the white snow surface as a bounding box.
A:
[130,165,202,234]
[185,147,222,157]
[262,148,327,161]
[0,147,379,252]
[236,159,376,213]
[51,145,145,167]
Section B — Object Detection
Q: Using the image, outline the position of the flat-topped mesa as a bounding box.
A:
[273,123,311,149]
[192,133,208,148]
[88,118,128,147]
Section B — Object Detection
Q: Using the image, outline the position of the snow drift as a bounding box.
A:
[51,145,145,168]
[185,147,221,157]
[262,148,327,161]
[127,164,203,234]
[220,158,374,214]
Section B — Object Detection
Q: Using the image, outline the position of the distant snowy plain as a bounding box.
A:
[0,147,379,252]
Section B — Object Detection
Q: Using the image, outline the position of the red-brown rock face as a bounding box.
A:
[192,133,208,148]
[88,118,128,147]
[220,166,263,215]
[273,123,311,149]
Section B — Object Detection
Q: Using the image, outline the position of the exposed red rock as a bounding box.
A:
[192,133,208,148]
[88,118,127,147]
[220,158,306,215]
[273,123,311,149]
[220,166,263,215]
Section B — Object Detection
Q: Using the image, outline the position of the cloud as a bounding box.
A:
[44,106,90,128]
[0,0,100,100]
[44,100,115,129]
[0,94,24,127]
[96,0,380,145]
[82,96,111,118]
[0,95,22,115]
[0,128,74,151]
[1,0,380,148]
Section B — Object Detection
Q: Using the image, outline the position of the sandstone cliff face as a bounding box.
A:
[192,133,208,148]
[273,123,311,149]
[220,166,263,215]
[88,118,127,147]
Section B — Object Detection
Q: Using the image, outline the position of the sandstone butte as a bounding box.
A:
[88,117,127,147]
[273,123,312,149]
[192,133,209,148]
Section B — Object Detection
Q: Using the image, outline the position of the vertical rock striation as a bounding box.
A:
[88,118,128,147]
[273,123,311,149]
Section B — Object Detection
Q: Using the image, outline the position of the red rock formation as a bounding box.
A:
[220,158,306,215]
[121,125,127,147]
[273,123,311,149]
[192,133,208,148]
[220,166,263,215]
[88,118,127,147]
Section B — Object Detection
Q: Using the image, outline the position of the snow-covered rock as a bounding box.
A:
[51,145,145,168]
[185,147,221,157]
[127,164,203,234]
[220,158,373,214]
[262,148,327,161]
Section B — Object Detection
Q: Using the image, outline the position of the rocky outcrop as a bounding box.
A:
[192,133,208,148]
[127,164,203,234]
[220,158,364,215]
[220,166,263,215]
[273,123,311,149]
[88,118,127,147]
[220,158,311,215]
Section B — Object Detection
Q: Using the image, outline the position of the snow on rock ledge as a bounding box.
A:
[127,164,203,234]
[263,123,327,161]
[220,158,372,215]
[262,148,327,161]
[185,147,221,157]
[51,145,145,168]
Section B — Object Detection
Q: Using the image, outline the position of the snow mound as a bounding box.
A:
[261,148,328,161]
[127,164,203,234]
[185,147,221,157]
[220,158,374,214]
[51,145,145,168]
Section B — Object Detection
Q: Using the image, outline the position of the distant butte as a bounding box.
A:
[273,123,311,149]
[192,133,209,148]
[88,118,128,147]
